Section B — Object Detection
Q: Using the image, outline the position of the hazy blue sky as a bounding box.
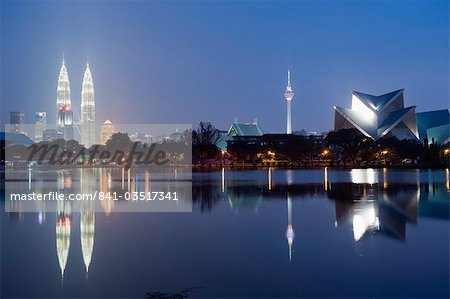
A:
[1,0,448,133]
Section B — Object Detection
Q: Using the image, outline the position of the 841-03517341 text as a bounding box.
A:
[98,191,178,201]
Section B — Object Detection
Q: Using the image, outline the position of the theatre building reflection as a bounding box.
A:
[328,183,420,241]
[5,167,449,280]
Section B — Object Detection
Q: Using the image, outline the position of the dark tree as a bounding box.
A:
[192,122,221,164]
[325,129,372,165]
[192,122,221,147]
[65,139,84,153]
[105,132,133,153]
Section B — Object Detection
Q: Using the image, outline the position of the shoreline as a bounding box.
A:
[1,164,448,172]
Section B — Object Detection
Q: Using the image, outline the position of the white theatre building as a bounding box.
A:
[334,89,419,140]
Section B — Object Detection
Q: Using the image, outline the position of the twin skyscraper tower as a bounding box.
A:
[56,56,96,147]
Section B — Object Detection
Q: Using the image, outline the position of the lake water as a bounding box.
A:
[1,168,449,298]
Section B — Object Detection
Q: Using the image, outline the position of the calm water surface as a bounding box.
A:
[1,168,449,298]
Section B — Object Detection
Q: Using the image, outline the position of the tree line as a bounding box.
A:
[192,122,449,168]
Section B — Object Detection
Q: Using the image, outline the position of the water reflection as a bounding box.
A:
[80,169,95,275]
[80,202,95,275]
[100,168,114,214]
[286,193,294,261]
[212,168,448,243]
[350,168,377,184]
[351,202,379,241]
[55,170,97,279]
[3,168,449,298]
[221,167,225,193]
[56,200,71,279]
[268,167,273,190]
[446,168,449,190]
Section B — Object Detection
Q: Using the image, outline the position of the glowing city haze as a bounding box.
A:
[1,1,448,133]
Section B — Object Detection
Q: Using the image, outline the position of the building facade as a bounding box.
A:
[80,63,96,147]
[9,111,25,134]
[334,89,419,140]
[34,112,47,142]
[100,119,115,145]
[56,58,74,140]
[416,109,450,145]
[217,121,264,152]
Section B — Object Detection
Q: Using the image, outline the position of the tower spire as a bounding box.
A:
[287,69,291,87]
[56,54,73,140]
[284,69,294,134]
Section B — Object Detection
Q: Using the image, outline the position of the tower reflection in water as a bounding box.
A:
[55,169,96,280]
[100,168,114,214]
[8,167,449,280]
[219,168,448,259]
[286,193,294,261]
[80,169,95,275]
[56,200,71,279]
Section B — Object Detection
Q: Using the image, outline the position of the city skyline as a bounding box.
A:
[1,1,448,133]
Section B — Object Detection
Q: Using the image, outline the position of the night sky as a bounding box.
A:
[1,1,448,133]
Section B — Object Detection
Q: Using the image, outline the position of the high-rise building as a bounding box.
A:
[56,57,74,140]
[57,105,74,140]
[34,112,47,142]
[80,63,96,147]
[9,111,25,134]
[100,119,115,145]
[284,70,294,134]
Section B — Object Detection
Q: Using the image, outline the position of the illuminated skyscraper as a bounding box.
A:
[34,112,46,142]
[9,111,25,134]
[56,56,74,140]
[284,70,294,134]
[100,119,115,145]
[80,62,96,147]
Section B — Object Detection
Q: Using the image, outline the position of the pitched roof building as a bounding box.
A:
[217,122,264,152]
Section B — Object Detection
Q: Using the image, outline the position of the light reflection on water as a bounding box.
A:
[1,168,449,298]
